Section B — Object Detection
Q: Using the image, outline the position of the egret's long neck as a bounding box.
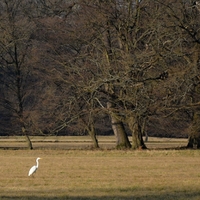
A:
[36,159,39,168]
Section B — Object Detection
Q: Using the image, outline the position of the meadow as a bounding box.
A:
[0,137,200,200]
[0,136,187,150]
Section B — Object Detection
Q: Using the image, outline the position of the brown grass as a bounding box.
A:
[0,148,200,200]
[0,136,188,150]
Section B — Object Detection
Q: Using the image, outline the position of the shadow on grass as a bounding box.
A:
[1,191,200,200]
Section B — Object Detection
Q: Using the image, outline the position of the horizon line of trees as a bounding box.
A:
[0,0,200,149]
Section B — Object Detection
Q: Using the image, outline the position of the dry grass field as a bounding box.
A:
[0,137,200,200]
[0,136,188,150]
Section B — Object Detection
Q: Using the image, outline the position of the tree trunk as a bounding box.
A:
[25,135,33,150]
[107,102,131,149]
[142,117,148,142]
[87,125,99,148]
[128,115,146,149]
[22,127,33,150]
[80,114,99,148]
[111,113,131,149]
[187,109,200,149]
[187,77,200,148]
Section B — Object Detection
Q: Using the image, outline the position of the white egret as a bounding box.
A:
[28,157,42,177]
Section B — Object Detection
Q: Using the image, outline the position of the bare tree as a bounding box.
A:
[69,0,172,149]
[38,0,170,149]
[5,0,197,151]
[154,0,200,148]
[0,0,39,149]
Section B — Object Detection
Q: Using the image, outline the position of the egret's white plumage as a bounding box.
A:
[28,157,41,176]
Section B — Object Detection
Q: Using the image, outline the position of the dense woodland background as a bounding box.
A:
[0,0,200,149]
